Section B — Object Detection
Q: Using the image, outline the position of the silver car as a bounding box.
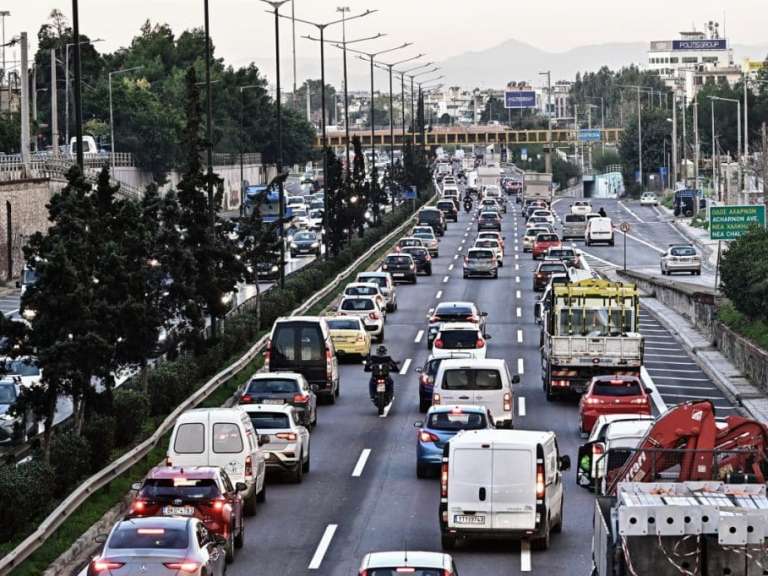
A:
[660,244,702,275]
[89,517,226,575]
[463,248,498,279]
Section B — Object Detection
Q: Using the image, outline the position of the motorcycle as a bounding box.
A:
[463,199,473,214]
[365,360,397,416]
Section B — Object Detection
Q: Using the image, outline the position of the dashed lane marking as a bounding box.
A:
[308,525,338,570]
[517,358,525,375]
[516,290,522,299]
[517,329,523,343]
[442,276,450,284]
[399,359,412,375]
[448,264,454,271]
[518,397,527,417]
[516,307,522,318]
[414,330,424,344]
[351,449,371,477]
[515,276,520,283]
[521,540,531,572]
[436,291,443,299]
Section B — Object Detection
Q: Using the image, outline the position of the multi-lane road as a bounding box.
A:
[217,194,736,575]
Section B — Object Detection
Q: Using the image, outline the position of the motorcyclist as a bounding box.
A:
[463,195,473,213]
[365,345,399,402]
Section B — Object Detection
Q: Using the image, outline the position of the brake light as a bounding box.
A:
[239,394,253,404]
[369,312,380,320]
[630,397,649,405]
[211,497,226,512]
[584,397,603,405]
[434,339,444,349]
[465,315,479,323]
[609,379,626,385]
[410,264,416,271]
[420,374,430,386]
[433,393,441,405]
[138,528,165,535]
[130,499,146,514]
[536,462,545,498]
[264,340,271,369]
[476,338,485,349]
[464,257,469,264]
[276,432,297,441]
[419,431,439,443]
[503,392,512,412]
[245,455,253,478]
[396,569,416,574]
[425,254,432,262]
[91,560,125,573]
[429,315,440,323]
[551,379,569,388]
[441,459,449,497]
[593,443,605,457]
[293,393,309,404]
[326,349,333,379]
[163,562,200,573]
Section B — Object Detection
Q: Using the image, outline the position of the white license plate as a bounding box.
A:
[393,273,405,277]
[163,506,195,516]
[454,514,485,525]
[376,383,386,392]
[262,399,284,405]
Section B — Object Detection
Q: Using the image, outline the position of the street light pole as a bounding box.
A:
[709,95,742,202]
[0,11,9,91]
[64,38,102,152]
[71,0,84,169]
[539,71,552,174]
[109,66,143,173]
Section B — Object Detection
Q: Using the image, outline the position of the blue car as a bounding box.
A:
[415,405,493,478]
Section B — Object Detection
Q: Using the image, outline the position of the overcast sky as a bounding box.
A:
[5,0,768,87]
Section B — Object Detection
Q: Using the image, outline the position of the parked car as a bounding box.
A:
[432,323,489,360]
[0,355,42,388]
[532,232,562,260]
[400,246,433,275]
[660,244,702,276]
[381,253,418,284]
[585,217,614,246]
[578,375,652,435]
[325,316,371,359]
[640,192,659,207]
[238,372,317,429]
[337,296,385,342]
[463,248,498,279]
[533,261,569,291]
[356,272,397,312]
[0,378,32,445]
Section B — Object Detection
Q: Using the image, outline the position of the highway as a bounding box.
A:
[220,194,737,575]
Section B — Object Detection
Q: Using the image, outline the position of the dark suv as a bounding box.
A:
[417,208,446,236]
[436,200,458,222]
[401,246,432,276]
[382,253,417,284]
[426,301,487,349]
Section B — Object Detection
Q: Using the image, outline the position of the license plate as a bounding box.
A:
[393,273,405,277]
[376,383,386,392]
[163,506,194,516]
[454,514,485,525]
[262,399,284,405]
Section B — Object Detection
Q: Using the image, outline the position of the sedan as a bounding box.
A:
[431,323,489,360]
[325,316,371,360]
[477,211,501,231]
[473,238,503,267]
[532,233,562,260]
[238,372,317,428]
[640,192,659,207]
[414,405,493,478]
[523,227,550,252]
[579,375,652,435]
[381,253,418,284]
[534,261,568,291]
[400,246,433,275]
[290,231,321,258]
[571,200,593,215]
[88,517,226,575]
[338,296,385,341]
[463,248,498,279]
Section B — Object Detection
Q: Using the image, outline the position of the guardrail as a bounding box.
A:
[0,187,436,575]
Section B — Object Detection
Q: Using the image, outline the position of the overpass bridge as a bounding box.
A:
[314,126,623,149]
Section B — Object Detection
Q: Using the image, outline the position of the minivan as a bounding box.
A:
[417,208,446,236]
[266,317,340,402]
[439,429,569,550]
[561,214,587,240]
[585,217,614,246]
[167,408,266,515]
[432,359,519,428]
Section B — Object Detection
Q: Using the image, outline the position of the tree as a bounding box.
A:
[618,108,670,190]
[720,226,768,321]
[438,113,451,126]
[0,113,20,154]
[292,79,337,125]
[350,137,368,238]
[324,148,346,256]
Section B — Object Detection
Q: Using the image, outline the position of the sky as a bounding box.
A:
[4,0,768,88]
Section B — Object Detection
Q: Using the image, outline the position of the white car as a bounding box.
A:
[308,209,324,229]
[337,296,385,341]
[432,323,489,360]
[477,231,505,251]
[359,551,458,575]
[571,200,593,216]
[343,282,387,315]
[241,404,311,483]
[660,244,702,275]
[585,217,614,246]
[531,209,555,225]
[640,192,659,207]
[291,208,310,229]
[356,271,397,312]
[473,238,504,266]
[523,227,550,252]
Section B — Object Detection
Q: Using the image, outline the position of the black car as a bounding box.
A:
[255,259,281,281]
[477,211,502,231]
[381,253,417,284]
[417,208,446,236]
[290,231,321,258]
[401,246,433,276]
[436,200,458,222]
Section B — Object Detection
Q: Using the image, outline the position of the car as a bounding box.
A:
[0,378,35,445]
[127,466,245,563]
[290,231,321,258]
[343,282,387,313]
[238,372,317,429]
[660,244,702,275]
[479,198,503,214]
[532,232,562,260]
[477,211,501,231]
[359,551,459,576]
[356,272,397,312]
[400,246,433,275]
[308,209,324,230]
[414,405,494,478]
[463,247,498,278]
[394,236,425,253]
[431,323,489,360]
[585,217,614,246]
[426,301,487,350]
[337,296,385,341]
[571,200,593,216]
[476,231,505,251]
[417,207,446,236]
[412,229,439,257]
[561,214,588,240]
[525,202,548,219]
[578,375,652,435]
[523,226,550,252]
[241,404,311,483]
[381,253,418,284]
[415,356,444,412]
[483,187,506,212]
[533,261,568,291]
[439,429,568,551]
[640,192,659,207]
[436,199,459,222]
[325,316,371,359]
[255,260,281,281]
[290,207,311,229]
[266,317,340,402]
[473,238,504,267]
[545,246,580,267]
[526,215,551,228]
[531,209,555,224]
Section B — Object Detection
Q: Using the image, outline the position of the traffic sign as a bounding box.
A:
[578,129,602,143]
[709,205,766,240]
[619,222,631,233]
[403,186,417,200]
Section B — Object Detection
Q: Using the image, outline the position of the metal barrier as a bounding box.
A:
[0,186,436,575]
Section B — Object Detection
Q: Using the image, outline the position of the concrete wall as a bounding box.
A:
[714,323,768,392]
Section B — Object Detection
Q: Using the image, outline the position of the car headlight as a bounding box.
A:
[270,265,279,272]
[22,309,37,321]
[311,242,319,248]
[221,293,233,306]
[290,243,298,249]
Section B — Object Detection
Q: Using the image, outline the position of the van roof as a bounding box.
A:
[451,428,553,447]
[176,407,247,422]
[438,358,507,370]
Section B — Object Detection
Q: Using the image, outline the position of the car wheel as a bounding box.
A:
[441,534,457,550]
[256,480,267,503]
[290,252,296,259]
[293,455,304,483]
[463,273,468,279]
[234,515,245,549]
[419,396,431,413]
[303,447,311,473]
[377,329,385,342]
[426,265,433,276]
[416,462,431,479]
[335,379,340,398]
[225,532,235,564]
[553,500,564,533]
[244,489,258,517]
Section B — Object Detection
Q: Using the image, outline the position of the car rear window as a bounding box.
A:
[670,246,696,256]
[565,215,586,223]
[248,412,290,430]
[442,369,502,390]
[440,330,479,348]
[341,298,375,311]
[246,378,299,394]
[174,423,205,454]
[480,213,497,219]
[327,318,362,331]
[403,248,428,258]
[346,286,377,296]
[109,525,189,550]
[272,323,324,363]
[469,250,494,259]
[437,201,454,210]
[537,234,558,242]
[435,305,473,319]
[294,232,316,241]
[428,411,487,431]
[212,423,244,454]
[387,255,412,265]
[358,275,386,288]
[139,478,220,501]
[475,241,497,248]
[540,264,566,273]
[526,228,547,237]
[368,570,444,576]
[0,383,17,404]
[593,379,643,397]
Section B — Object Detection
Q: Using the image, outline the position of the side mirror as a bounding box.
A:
[235,481,248,493]
[258,434,270,447]
[131,482,142,492]
[413,421,424,428]
[512,375,521,384]
[94,533,108,544]
[559,455,571,472]
[480,312,488,317]
[415,367,423,374]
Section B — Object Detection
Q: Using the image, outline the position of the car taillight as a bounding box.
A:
[551,380,569,388]
[593,443,605,457]
[420,374,430,386]
[264,340,271,369]
[369,311,380,320]
[130,499,146,514]
[163,562,199,573]
[211,497,226,512]
[410,264,416,271]
[584,397,603,405]
[433,393,441,405]
[356,334,365,342]
[293,393,309,404]
[239,394,253,404]
[536,462,545,499]
[326,349,333,379]
[276,432,297,441]
[434,339,444,349]
[419,430,440,443]
[425,254,432,261]
[466,315,479,323]
[630,397,649,405]
[245,455,253,478]
[476,338,485,349]
[91,560,125,573]
[503,392,512,412]
[441,459,449,497]
[395,569,417,574]
[464,257,469,264]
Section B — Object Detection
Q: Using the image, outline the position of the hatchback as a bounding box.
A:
[579,375,652,435]
[463,248,498,279]
[359,551,458,576]
[343,282,387,313]
[436,199,458,222]
[337,296,385,341]
[660,244,702,275]
[473,238,504,266]
[394,237,425,253]
[381,253,418,284]
[477,211,501,231]
[534,261,568,291]
[426,302,487,350]
[413,230,439,257]
[523,227,550,252]
[325,316,371,359]
[238,372,317,428]
[432,323,489,360]
[477,231,505,251]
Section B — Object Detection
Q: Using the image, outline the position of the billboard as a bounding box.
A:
[709,205,766,240]
[672,39,727,51]
[578,129,602,143]
[504,90,536,109]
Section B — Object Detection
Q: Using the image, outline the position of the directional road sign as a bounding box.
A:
[709,205,766,240]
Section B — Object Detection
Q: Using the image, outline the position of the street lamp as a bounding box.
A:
[108,66,143,172]
[539,71,553,174]
[0,10,9,90]
[239,84,261,217]
[616,84,654,189]
[397,61,433,149]
[407,67,439,144]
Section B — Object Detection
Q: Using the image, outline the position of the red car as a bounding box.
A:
[532,233,562,260]
[579,376,652,435]
[127,466,246,562]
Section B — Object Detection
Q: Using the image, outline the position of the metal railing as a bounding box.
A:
[0,186,436,575]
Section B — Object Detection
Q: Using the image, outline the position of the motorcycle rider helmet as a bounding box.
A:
[376,345,388,356]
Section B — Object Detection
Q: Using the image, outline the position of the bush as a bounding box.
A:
[83,414,116,472]
[0,460,55,541]
[113,389,150,446]
[720,226,768,321]
[50,431,91,495]
[147,360,197,416]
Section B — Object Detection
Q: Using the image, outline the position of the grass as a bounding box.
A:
[690,213,709,230]
[718,302,768,352]
[661,194,674,210]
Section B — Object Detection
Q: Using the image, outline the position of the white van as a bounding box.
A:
[439,429,570,550]
[167,408,267,515]
[432,359,519,429]
[584,217,614,246]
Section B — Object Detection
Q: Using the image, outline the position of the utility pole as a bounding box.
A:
[306,82,311,122]
[637,87,643,189]
[50,49,58,157]
[539,70,552,175]
[744,74,749,161]
[711,100,718,202]
[682,93,688,186]
[19,32,30,171]
[672,91,678,189]
[0,11,9,92]
[71,0,84,169]
[693,96,700,189]
[762,123,767,214]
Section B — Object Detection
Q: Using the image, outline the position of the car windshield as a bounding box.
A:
[671,246,696,257]
[108,525,189,550]
[469,250,493,259]
[428,411,487,431]
[327,318,362,330]
[139,478,220,501]
[414,234,433,241]
[437,202,454,210]
[386,256,412,265]
[537,234,559,242]
[2,359,40,377]
[593,380,643,397]
[248,412,291,430]
[294,232,315,241]
[341,299,375,311]
[403,248,428,258]
[475,241,497,248]
[358,275,387,288]
[440,330,479,348]
[246,378,299,394]
[480,213,497,219]
[442,369,502,390]
[0,383,17,404]
[565,215,586,223]
[399,239,420,247]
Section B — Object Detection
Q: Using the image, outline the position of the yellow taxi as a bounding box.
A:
[325,316,371,359]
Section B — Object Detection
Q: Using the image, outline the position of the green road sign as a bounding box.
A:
[709,205,766,240]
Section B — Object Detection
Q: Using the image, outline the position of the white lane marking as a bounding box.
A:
[515,264,520,271]
[655,384,716,390]
[517,358,525,375]
[460,239,466,245]
[521,540,531,572]
[308,524,338,570]
[646,368,703,374]
[414,330,424,343]
[644,360,698,366]
[644,337,676,342]
[617,229,666,254]
[515,245,519,252]
[464,232,468,238]
[442,275,450,284]
[515,276,521,283]
[516,290,522,299]
[448,264,454,271]
[645,353,694,359]
[515,254,519,260]
[399,358,412,375]
[619,200,646,224]
[641,366,668,414]
[651,375,711,382]
[453,254,459,260]
[662,393,726,401]
[518,397,527,417]
[645,346,681,351]
[381,400,394,417]
[579,249,617,267]
[436,291,443,299]
[351,449,371,477]
[516,307,522,318]
[466,226,471,231]
[517,329,524,343]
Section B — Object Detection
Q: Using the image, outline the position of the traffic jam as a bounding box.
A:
[81,155,768,576]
